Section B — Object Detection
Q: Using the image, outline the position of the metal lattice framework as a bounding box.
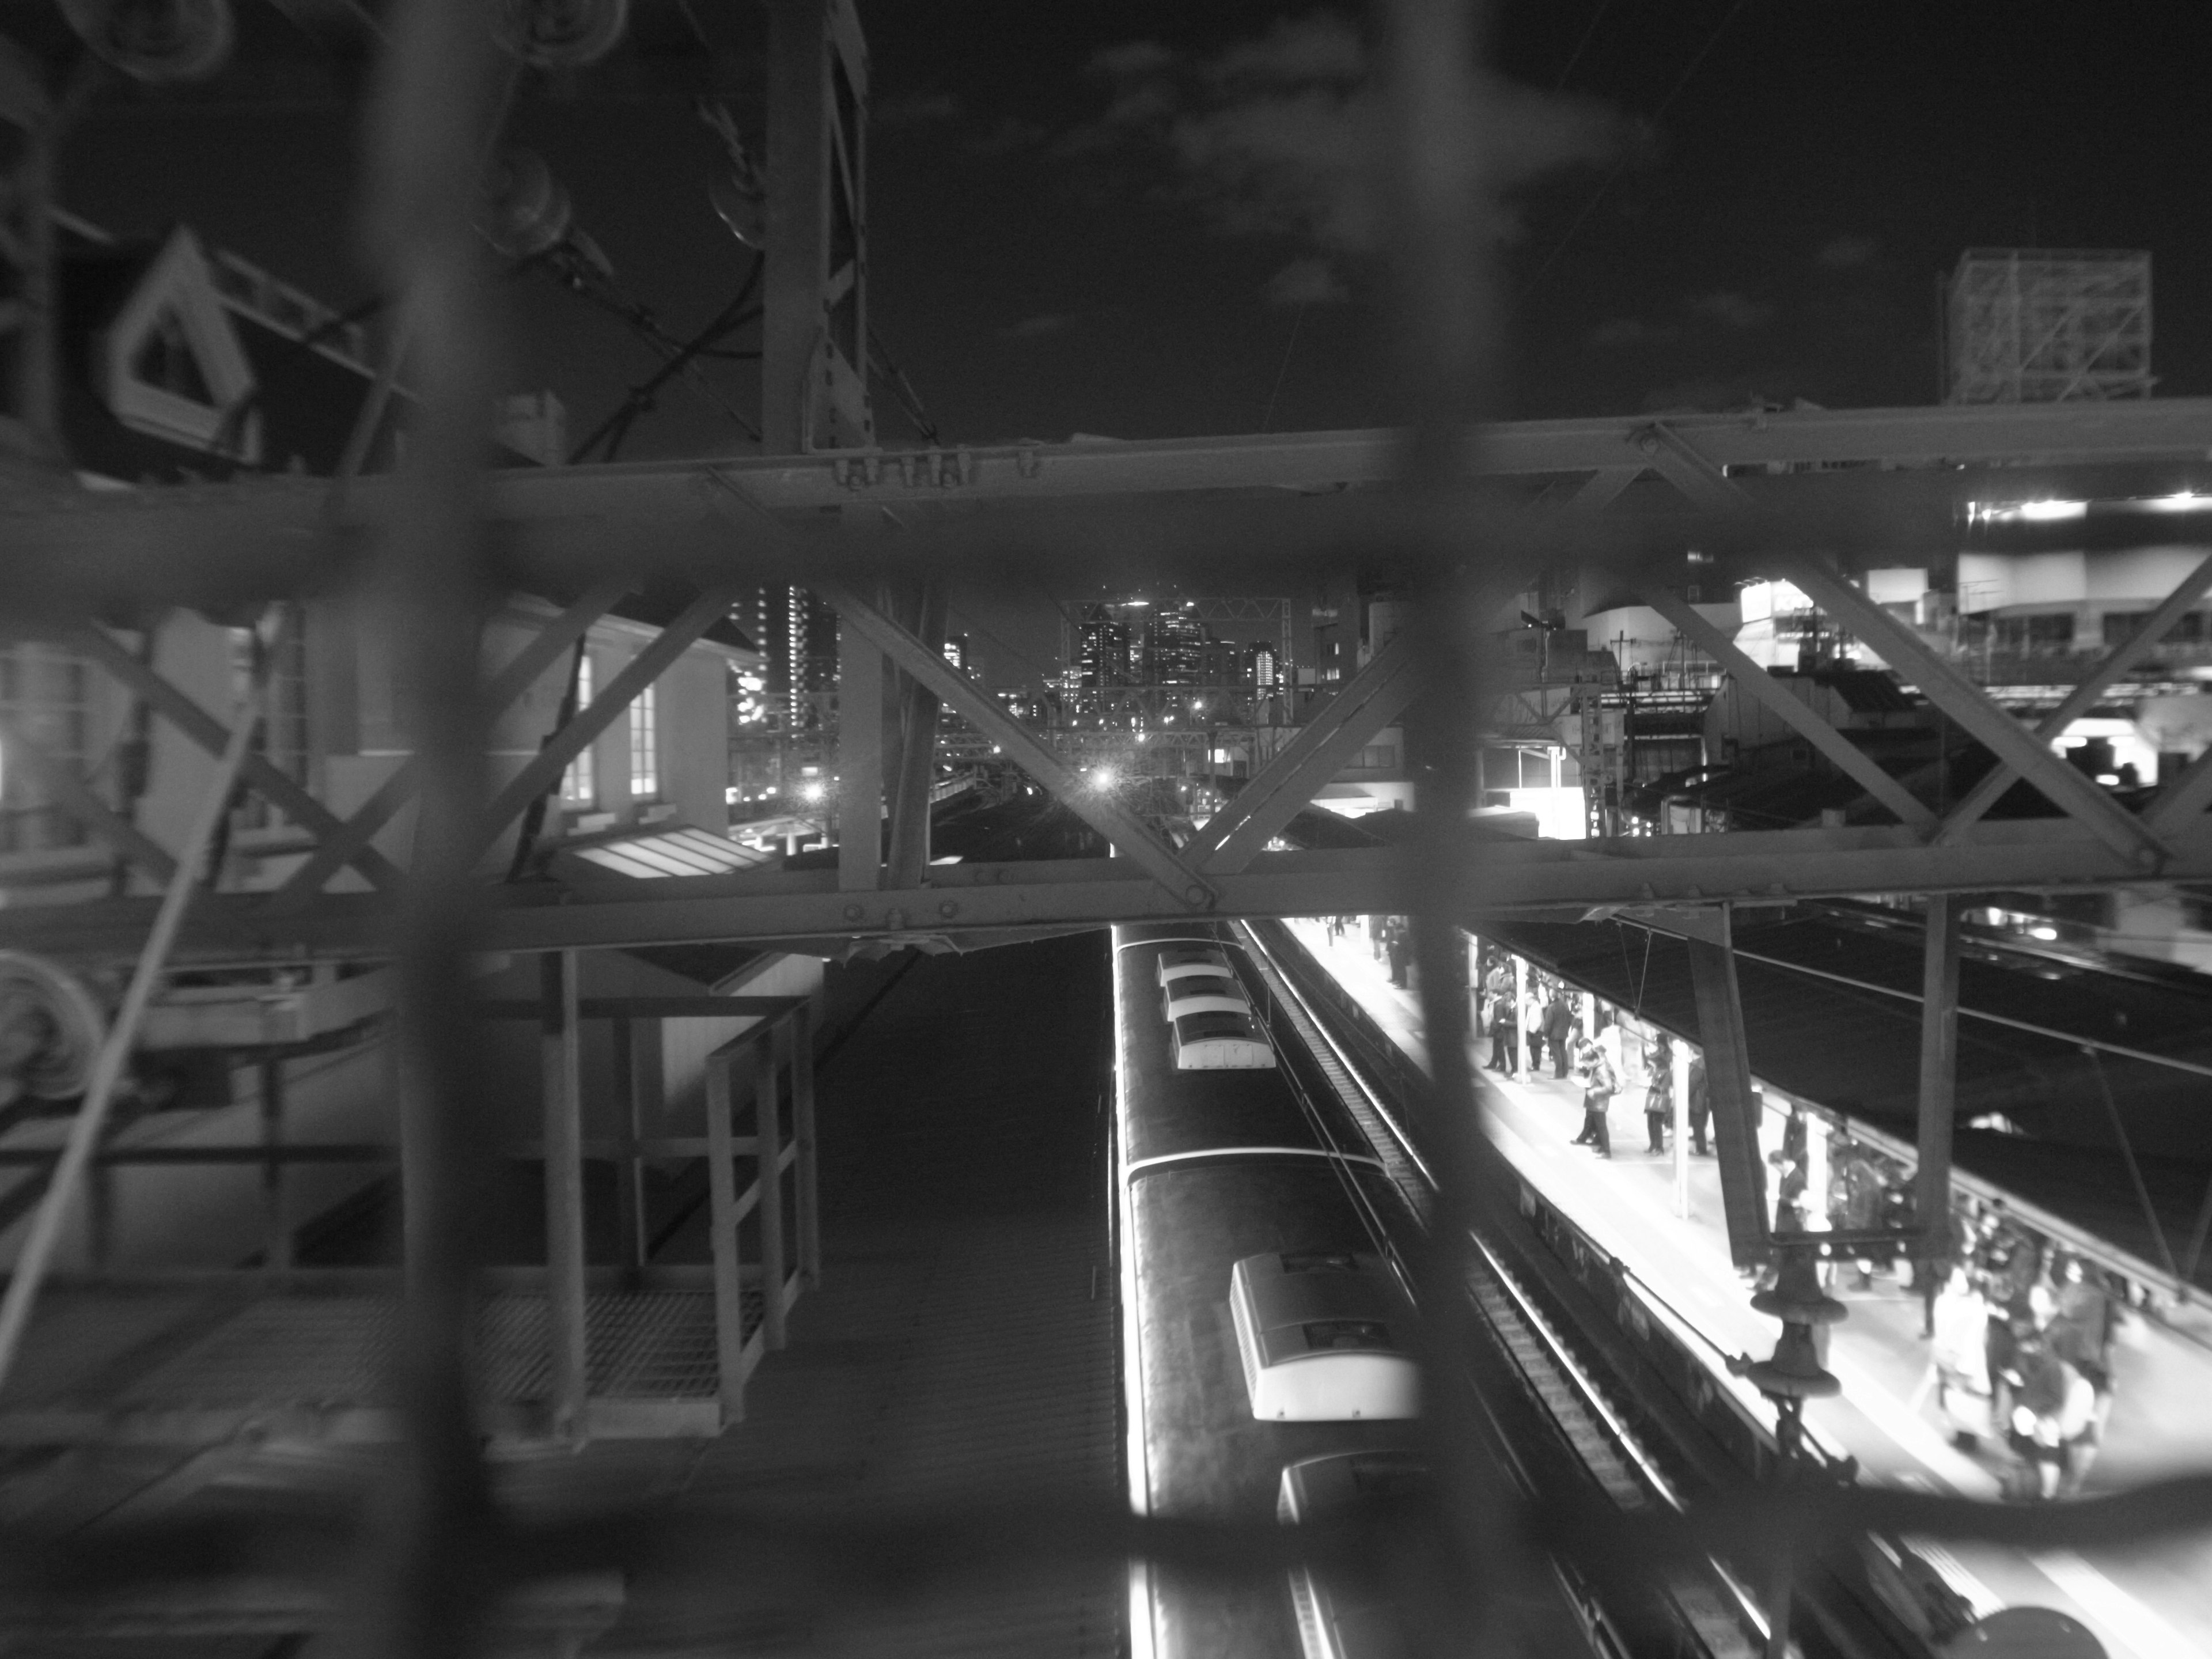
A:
[1945,248,2154,404]
[3,3,2212,1658]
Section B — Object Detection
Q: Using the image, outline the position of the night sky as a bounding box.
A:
[60,2,2212,468]
[48,1,2209,687]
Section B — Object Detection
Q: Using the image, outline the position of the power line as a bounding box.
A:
[1518,0,1755,302]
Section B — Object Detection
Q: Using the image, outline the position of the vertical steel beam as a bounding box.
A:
[884,578,946,889]
[1672,1035,1691,1221]
[610,1017,644,1275]
[1684,915,1771,1269]
[757,1024,787,1349]
[793,1001,820,1287]
[0,48,57,461]
[540,950,589,1441]
[704,1042,748,1424]
[1509,950,1527,1080]
[260,1056,292,1272]
[837,613,884,891]
[762,0,872,453]
[1915,895,1962,1271]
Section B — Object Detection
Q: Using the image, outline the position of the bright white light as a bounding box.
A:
[1976,498,2087,524]
[2029,925,2059,941]
[2146,491,2212,513]
[800,780,825,802]
[1093,765,1120,790]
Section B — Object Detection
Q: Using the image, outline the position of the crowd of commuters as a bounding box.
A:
[1468,940,2137,1503]
[1929,1205,2124,1499]
[1340,925,2143,1503]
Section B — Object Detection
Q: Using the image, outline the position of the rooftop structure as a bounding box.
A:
[1945,248,2154,404]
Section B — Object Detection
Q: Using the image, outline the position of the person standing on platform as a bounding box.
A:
[1644,1033,1674,1154]
[1931,1264,1995,1450]
[1524,983,1547,1075]
[1544,986,1575,1080]
[1685,1049,1711,1156]
[2046,1255,2118,1493]
[1488,984,1518,1074]
[1384,917,1410,988]
[1571,1033,1617,1157]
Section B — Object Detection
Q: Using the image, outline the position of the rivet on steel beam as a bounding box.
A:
[1184,884,1209,906]
[843,904,862,922]
[938,901,957,919]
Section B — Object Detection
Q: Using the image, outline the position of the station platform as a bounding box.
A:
[1279,917,2212,1659]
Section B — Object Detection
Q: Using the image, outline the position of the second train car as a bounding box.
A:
[1115,929,1424,1654]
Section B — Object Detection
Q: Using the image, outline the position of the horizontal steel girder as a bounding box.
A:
[5,816,2209,962]
[7,400,2212,614]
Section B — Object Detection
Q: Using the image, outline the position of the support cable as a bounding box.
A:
[560,255,766,459]
[1517,0,1753,301]
[2084,1045,2180,1279]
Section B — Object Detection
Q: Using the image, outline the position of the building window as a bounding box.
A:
[562,654,595,805]
[629,679,659,799]
[229,608,308,831]
[0,643,93,855]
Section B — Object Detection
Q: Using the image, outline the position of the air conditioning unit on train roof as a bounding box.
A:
[1230,1252,1420,1422]
[1156,946,1235,988]
[1170,1008,1275,1070]
[1162,973,1250,1023]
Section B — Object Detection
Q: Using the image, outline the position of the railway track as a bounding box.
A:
[1233,920,1899,1659]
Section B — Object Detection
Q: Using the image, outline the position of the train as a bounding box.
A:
[1110,923,1599,1659]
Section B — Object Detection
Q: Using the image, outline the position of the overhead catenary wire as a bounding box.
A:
[1518,0,1755,301]
[567,255,767,463]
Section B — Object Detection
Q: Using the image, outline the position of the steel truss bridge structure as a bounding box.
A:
[7,2,2212,1657]
[7,395,2212,960]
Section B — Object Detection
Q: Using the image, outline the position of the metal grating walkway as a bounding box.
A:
[0,1289,760,1440]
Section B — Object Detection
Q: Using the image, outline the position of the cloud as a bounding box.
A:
[1688,289,1777,331]
[1063,11,1620,262]
[1002,311,1080,340]
[1587,316,1680,349]
[1209,13,1365,86]
[1262,257,1349,308]
[875,90,960,127]
[1816,233,1878,269]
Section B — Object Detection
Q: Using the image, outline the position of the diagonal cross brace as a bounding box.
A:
[1785,559,2171,868]
[0,714,179,884]
[1642,585,1936,831]
[816,581,1217,908]
[1938,548,2212,841]
[475,585,741,859]
[69,626,404,891]
[265,577,630,908]
[1184,630,1420,873]
[2146,745,2212,838]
